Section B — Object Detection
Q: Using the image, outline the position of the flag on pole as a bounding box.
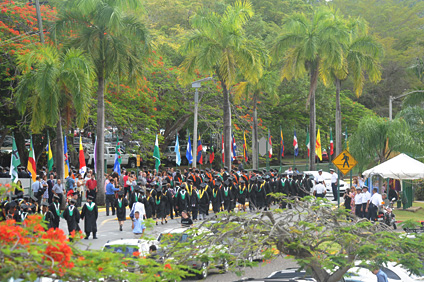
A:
[210,145,215,164]
[79,136,87,175]
[232,133,237,161]
[280,129,284,158]
[316,129,322,161]
[268,130,272,158]
[221,133,224,162]
[94,136,97,174]
[293,129,299,157]
[64,135,70,178]
[47,134,53,171]
[197,135,203,164]
[28,136,37,182]
[243,131,248,162]
[113,138,121,175]
[153,134,161,171]
[330,128,334,155]
[306,130,310,157]
[175,134,181,166]
[10,136,20,183]
[186,134,193,164]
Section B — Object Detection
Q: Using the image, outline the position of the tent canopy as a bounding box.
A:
[363,153,424,180]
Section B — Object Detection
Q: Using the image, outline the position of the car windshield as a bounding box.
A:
[103,245,139,257]
[158,233,189,243]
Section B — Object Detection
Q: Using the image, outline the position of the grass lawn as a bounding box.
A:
[394,202,424,222]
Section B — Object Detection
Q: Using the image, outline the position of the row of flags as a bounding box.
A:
[9,134,87,184]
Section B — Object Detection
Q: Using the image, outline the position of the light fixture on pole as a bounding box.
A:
[389,90,424,120]
[191,77,214,168]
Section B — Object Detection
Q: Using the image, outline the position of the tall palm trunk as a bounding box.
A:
[222,81,232,169]
[96,73,105,205]
[309,66,319,171]
[252,92,258,170]
[335,78,342,156]
[55,116,64,182]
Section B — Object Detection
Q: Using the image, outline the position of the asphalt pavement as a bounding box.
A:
[57,205,298,282]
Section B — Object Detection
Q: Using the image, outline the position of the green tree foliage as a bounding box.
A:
[181,0,267,169]
[163,197,424,282]
[349,115,420,170]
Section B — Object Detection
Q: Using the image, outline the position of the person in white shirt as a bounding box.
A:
[330,169,338,201]
[366,188,386,221]
[361,186,371,219]
[358,174,364,188]
[313,181,326,198]
[285,167,293,175]
[314,169,326,186]
[354,187,363,217]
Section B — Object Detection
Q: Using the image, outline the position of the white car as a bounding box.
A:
[304,170,347,199]
[102,238,151,257]
[345,262,424,281]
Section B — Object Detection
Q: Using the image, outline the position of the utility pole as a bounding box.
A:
[389,90,424,120]
[191,77,214,168]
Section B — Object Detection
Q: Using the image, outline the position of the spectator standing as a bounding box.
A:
[132,211,146,238]
[105,176,120,216]
[372,267,389,282]
[86,174,98,201]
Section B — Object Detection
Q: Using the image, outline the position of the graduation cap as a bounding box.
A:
[42,166,46,170]
[195,169,200,173]
[224,179,231,186]
[253,169,259,174]
[53,194,60,200]
[5,166,9,170]
[42,202,49,206]
[250,176,257,182]
[204,178,210,183]
[239,179,245,184]
[31,196,38,202]
[205,168,210,172]
[118,191,125,197]
[167,171,173,176]
[200,182,208,188]
[223,166,228,170]
[187,178,193,183]
[257,176,264,182]
[264,175,271,180]
[70,198,77,204]
[200,169,204,173]
[180,184,187,189]
[11,194,18,200]
[8,201,17,208]
[21,204,29,210]
[87,195,95,200]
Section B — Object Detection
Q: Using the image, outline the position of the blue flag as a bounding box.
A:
[113,139,121,176]
[293,129,299,157]
[232,133,237,161]
[175,134,181,166]
[186,135,193,164]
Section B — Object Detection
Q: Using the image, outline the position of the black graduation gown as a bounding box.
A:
[237,184,247,205]
[248,183,257,209]
[130,192,142,212]
[162,190,172,215]
[210,185,222,213]
[255,182,266,209]
[114,198,128,221]
[80,202,98,233]
[264,181,273,206]
[144,196,155,219]
[48,202,61,228]
[155,195,168,219]
[176,189,190,213]
[190,189,200,211]
[41,210,55,230]
[221,185,233,211]
[63,205,80,233]
[198,187,209,214]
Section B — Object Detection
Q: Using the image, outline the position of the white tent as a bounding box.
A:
[363,153,424,180]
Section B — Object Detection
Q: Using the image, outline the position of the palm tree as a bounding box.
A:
[330,17,383,156]
[235,71,277,169]
[53,0,150,204]
[272,7,348,170]
[181,0,266,169]
[15,45,93,181]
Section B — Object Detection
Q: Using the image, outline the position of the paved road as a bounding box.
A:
[57,206,297,282]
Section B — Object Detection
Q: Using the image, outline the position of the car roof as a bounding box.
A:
[104,239,142,246]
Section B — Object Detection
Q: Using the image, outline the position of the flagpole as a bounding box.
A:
[293,126,296,169]
[266,129,269,171]
[329,127,332,171]
[279,126,282,173]
[221,131,224,170]
[210,128,212,169]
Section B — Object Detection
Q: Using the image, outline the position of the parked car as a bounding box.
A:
[163,145,188,166]
[304,170,347,199]
[0,135,13,153]
[315,150,330,162]
[87,146,138,168]
[345,262,423,282]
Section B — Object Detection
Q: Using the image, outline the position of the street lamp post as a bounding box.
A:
[192,77,214,168]
[389,90,424,120]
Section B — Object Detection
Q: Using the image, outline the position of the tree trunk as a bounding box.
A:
[309,66,319,171]
[252,92,258,170]
[335,77,342,157]
[222,81,232,169]
[96,74,105,206]
[55,117,64,182]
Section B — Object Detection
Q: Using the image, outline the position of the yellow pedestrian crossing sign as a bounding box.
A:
[332,150,357,175]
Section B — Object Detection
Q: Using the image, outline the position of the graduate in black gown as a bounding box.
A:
[198,181,210,220]
[155,189,168,225]
[48,195,61,229]
[129,186,143,213]
[81,195,98,239]
[255,177,267,210]
[237,178,247,212]
[144,189,155,219]
[115,191,128,231]
[62,198,80,237]
[248,177,257,211]
[176,184,190,216]
[221,179,234,212]
[41,202,54,230]
[189,185,200,220]
[210,179,222,214]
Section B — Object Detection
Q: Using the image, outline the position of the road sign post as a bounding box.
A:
[332,150,358,208]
